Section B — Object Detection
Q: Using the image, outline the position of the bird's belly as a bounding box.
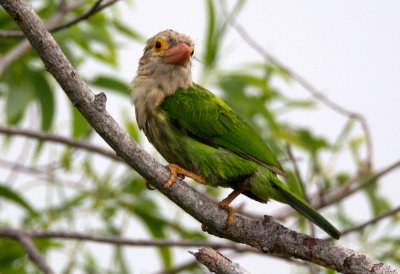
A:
[143,118,258,187]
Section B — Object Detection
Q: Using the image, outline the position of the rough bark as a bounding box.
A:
[0,1,399,273]
[191,248,251,274]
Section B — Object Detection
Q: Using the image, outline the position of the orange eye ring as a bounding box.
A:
[153,38,167,52]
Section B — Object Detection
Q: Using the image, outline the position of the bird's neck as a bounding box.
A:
[131,64,192,130]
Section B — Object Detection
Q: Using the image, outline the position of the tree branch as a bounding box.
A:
[0,0,118,75]
[1,1,399,273]
[0,226,250,251]
[0,228,55,274]
[0,226,305,266]
[340,205,400,237]
[0,0,119,38]
[190,247,251,274]
[0,125,122,162]
[274,159,400,220]
[0,158,57,175]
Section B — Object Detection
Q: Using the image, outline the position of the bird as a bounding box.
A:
[131,29,340,239]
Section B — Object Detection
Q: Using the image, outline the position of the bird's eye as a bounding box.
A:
[153,38,167,52]
[191,49,194,56]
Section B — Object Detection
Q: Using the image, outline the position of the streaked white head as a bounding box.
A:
[132,30,195,129]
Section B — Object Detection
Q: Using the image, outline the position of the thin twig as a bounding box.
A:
[0,158,58,175]
[0,0,119,38]
[18,235,55,274]
[0,125,122,162]
[0,0,118,76]
[319,159,400,210]
[152,260,199,274]
[47,0,120,33]
[220,0,373,172]
[190,247,251,274]
[0,228,55,274]
[0,227,248,251]
[274,159,400,220]
[340,205,400,237]
[0,226,306,266]
[0,0,71,74]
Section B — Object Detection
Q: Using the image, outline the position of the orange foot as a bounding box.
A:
[217,189,243,225]
[164,163,205,189]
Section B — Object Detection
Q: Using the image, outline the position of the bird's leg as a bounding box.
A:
[164,163,205,188]
[218,189,243,225]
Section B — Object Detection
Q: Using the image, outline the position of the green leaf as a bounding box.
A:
[285,171,304,197]
[0,238,26,271]
[350,136,366,167]
[203,0,245,70]
[204,0,217,69]
[61,147,74,171]
[122,108,140,142]
[5,82,33,125]
[0,184,38,216]
[364,182,391,217]
[112,21,144,41]
[71,106,92,138]
[29,71,55,131]
[91,75,130,96]
[281,128,329,154]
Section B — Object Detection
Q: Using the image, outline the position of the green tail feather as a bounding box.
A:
[274,183,341,239]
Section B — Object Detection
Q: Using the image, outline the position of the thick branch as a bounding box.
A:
[190,247,251,274]
[0,125,121,162]
[1,1,399,273]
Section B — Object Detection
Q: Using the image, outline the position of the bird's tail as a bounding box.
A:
[273,181,341,239]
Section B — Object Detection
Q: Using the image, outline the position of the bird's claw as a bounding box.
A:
[164,163,205,189]
[218,202,235,226]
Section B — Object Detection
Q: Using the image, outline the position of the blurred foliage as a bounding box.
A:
[0,0,396,274]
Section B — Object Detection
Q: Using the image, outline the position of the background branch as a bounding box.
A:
[274,159,400,220]
[0,226,251,251]
[0,0,119,38]
[0,0,120,75]
[0,125,121,162]
[340,205,400,237]
[0,228,55,274]
[190,247,251,274]
[0,226,305,266]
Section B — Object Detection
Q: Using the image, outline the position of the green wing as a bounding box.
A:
[160,83,285,176]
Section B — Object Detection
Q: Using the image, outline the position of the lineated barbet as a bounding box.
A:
[131,29,340,239]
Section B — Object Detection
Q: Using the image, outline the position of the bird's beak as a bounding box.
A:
[163,43,191,66]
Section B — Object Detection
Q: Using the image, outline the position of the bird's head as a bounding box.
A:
[132,30,195,122]
[144,29,194,66]
[136,29,194,79]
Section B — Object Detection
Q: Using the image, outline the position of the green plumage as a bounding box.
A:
[155,84,340,239]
